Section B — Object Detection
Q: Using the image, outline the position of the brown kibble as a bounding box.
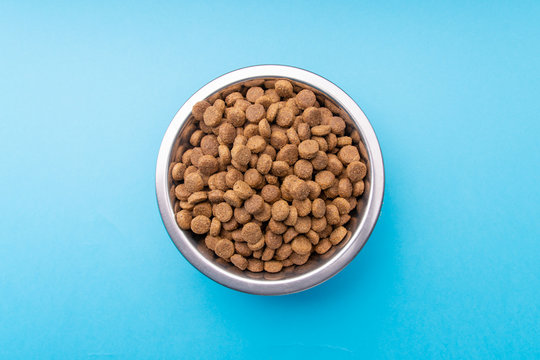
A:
[266,102,281,122]
[326,204,340,225]
[311,151,328,171]
[306,229,319,245]
[256,154,273,175]
[231,254,248,270]
[290,252,310,265]
[337,136,352,147]
[275,80,294,98]
[293,198,311,217]
[288,178,310,200]
[333,197,351,215]
[234,206,252,224]
[255,95,272,109]
[246,135,266,153]
[246,86,264,103]
[225,107,246,127]
[311,198,326,218]
[201,135,219,157]
[298,139,319,159]
[261,184,281,203]
[330,226,348,245]
[264,260,283,273]
[205,235,219,251]
[265,174,278,185]
[274,243,292,260]
[176,210,192,230]
[244,194,265,214]
[231,145,251,166]
[276,107,295,127]
[293,159,313,179]
[283,227,299,243]
[203,106,222,127]
[191,215,211,234]
[353,180,365,196]
[306,181,321,200]
[172,162,186,181]
[175,184,190,201]
[243,168,263,189]
[327,133,338,151]
[253,202,272,222]
[198,155,219,176]
[346,161,367,182]
[291,236,312,255]
[294,216,311,234]
[311,216,327,232]
[213,202,233,222]
[311,125,332,136]
[314,170,335,190]
[235,241,252,257]
[214,239,234,259]
[327,154,344,175]
[241,222,262,244]
[225,92,243,106]
[338,178,353,198]
[330,116,346,135]
[193,202,212,218]
[271,199,290,221]
[223,190,243,208]
[248,236,265,251]
[233,180,254,200]
[284,206,298,226]
[258,119,271,138]
[276,144,299,166]
[218,122,236,144]
[265,88,280,103]
[270,130,289,149]
[225,168,243,188]
[185,172,204,193]
[271,161,290,177]
[209,218,221,236]
[295,89,316,109]
[190,130,204,146]
[192,101,211,121]
[338,145,361,165]
[246,103,265,123]
[286,127,300,145]
[261,248,275,262]
[315,238,332,254]
[265,231,283,249]
[303,107,321,127]
[268,218,287,234]
[247,258,263,272]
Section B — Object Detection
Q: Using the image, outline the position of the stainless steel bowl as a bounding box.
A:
[156,65,384,295]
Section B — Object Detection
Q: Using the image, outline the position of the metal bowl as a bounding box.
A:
[156,65,384,295]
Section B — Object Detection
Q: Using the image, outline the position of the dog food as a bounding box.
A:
[170,79,367,272]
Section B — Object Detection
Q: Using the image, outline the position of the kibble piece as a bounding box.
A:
[256,154,273,175]
[258,119,271,138]
[290,252,310,265]
[265,174,278,185]
[311,151,328,171]
[209,218,221,236]
[288,178,310,200]
[306,230,319,245]
[311,125,332,136]
[253,202,272,222]
[265,231,283,249]
[246,104,265,123]
[235,241,252,257]
[268,219,287,234]
[295,89,316,109]
[275,80,294,98]
[338,178,353,198]
[244,168,264,188]
[338,145,361,165]
[266,102,280,122]
[246,86,264,103]
[204,235,219,251]
[223,190,243,208]
[185,172,204,193]
[231,145,251,166]
[259,184,280,204]
[284,206,298,226]
[294,216,311,234]
[271,199,290,221]
[225,168,243,188]
[191,215,211,234]
[303,107,321,127]
[327,133,338,151]
[326,204,340,225]
[293,198,311,217]
[291,236,312,255]
[276,107,295,127]
[293,159,313,179]
[337,136,352,147]
[298,139,319,159]
[330,226,348,245]
[271,161,290,177]
[315,238,332,254]
[247,259,263,272]
[225,91,243,106]
[327,154,344,176]
[225,107,246,127]
[246,135,266,154]
[346,161,367,182]
[172,162,186,181]
[201,135,219,157]
[233,180,255,200]
[190,130,204,146]
[203,106,222,127]
[311,216,327,232]
[270,130,289,149]
[214,239,234,259]
[198,155,219,176]
[176,210,192,230]
[311,198,326,218]
[333,197,351,215]
[193,202,212,218]
[255,95,272,109]
[264,260,283,273]
[312,137,328,152]
[234,206,252,224]
[314,170,335,190]
[283,227,299,243]
[241,222,262,244]
[330,116,346,135]
[261,248,275,262]
[218,123,236,144]
[274,243,292,260]
[244,194,265,214]
[230,254,248,270]
[192,100,211,121]
[248,236,265,251]
[212,202,233,222]
[353,180,365,196]
[276,144,299,166]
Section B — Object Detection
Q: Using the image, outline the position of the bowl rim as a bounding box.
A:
[156,65,384,295]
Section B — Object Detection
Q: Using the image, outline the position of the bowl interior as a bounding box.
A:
[166,76,373,282]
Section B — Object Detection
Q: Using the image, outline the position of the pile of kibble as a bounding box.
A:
[170,79,367,273]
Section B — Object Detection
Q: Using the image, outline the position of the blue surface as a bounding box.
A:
[1,1,539,359]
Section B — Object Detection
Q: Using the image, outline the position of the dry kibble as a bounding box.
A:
[231,254,248,270]
[213,202,233,222]
[346,161,367,182]
[176,79,369,273]
[191,215,211,234]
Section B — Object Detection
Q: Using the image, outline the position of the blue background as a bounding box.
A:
[1,1,539,359]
